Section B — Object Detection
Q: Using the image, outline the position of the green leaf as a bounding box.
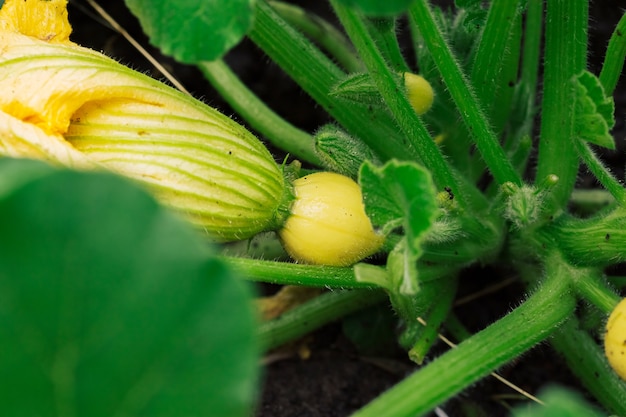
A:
[0,160,258,417]
[359,160,438,244]
[573,70,616,149]
[124,0,255,63]
[359,160,438,294]
[333,0,415,16]
[512,386,605,417]
[0,157,55,199]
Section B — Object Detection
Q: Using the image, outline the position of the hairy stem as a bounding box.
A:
[258,289,386,351]
[350,263,575,417]
[535,0,588,211]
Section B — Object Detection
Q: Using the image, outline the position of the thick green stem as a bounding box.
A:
[407,0,521,187]
[470,0,522,132]
[535,0,588,212]
[330,0,464,204]
[258,289,386,351]
[198,60,321,165]
[248,0,412,162]
[365,17,410,73]
[350,263,575,417]
[268,1,363,73]
[551,318,626,415]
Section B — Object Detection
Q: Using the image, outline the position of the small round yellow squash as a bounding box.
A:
[278,172,384,266]
[404,73,435,116]
[605,298,626,380]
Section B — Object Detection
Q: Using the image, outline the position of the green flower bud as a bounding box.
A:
[0,0,285,242]
[314,124,380,178]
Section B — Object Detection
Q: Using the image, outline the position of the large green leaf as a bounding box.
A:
[124,0,255,63]
[0,159,258,417]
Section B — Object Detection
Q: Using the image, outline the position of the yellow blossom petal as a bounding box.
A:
[0,109,93,168]
[0,0,72,44]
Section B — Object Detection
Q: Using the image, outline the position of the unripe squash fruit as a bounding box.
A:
[605,298,626,380]
[278,172,384,266]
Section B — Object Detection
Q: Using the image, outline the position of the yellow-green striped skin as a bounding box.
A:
[279,172,384,266]
[0,0,284,242]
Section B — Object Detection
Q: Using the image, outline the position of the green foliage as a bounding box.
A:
[573,70,616,149]
[124,0,255,62]
[0,159,259,417]
[359,160,438,295]
[6,0,626,416]
[512,387,605,417]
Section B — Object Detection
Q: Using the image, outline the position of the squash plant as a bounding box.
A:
[2,0,626,416]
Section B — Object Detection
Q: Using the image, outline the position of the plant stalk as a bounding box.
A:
[330,0,464,204]
[408,0,521,187]
[248,0,414,162]
[535,0,588,212]
[198,60,321,165]
[551,318,626,415]
[350,265,575,417]
[258,289,387,351]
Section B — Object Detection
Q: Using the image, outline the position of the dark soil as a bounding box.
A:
[67,1,626,416]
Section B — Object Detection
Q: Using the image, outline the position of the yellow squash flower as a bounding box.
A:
[0,0,285,242]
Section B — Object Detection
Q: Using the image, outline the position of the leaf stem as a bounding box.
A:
[599,11,626,96]
[566,264,621,314]
[470,0,522,132]
[365,17,410,73]
[221,256,374,288]
[535,0,588,211]
[533,251,619,313]
[258,289,387,351]
[551,318,626,415]
[198,59,321,165]
[267,1,363,73]
[408,0,521,187]
[248,0,414,162]
[330,0,466,205]
[574,138,626,207]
